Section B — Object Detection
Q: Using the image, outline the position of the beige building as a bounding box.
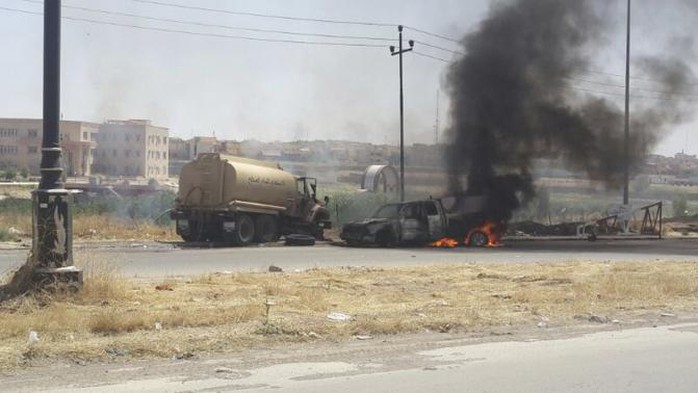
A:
[0,118,98,176]
[93,119,169,179]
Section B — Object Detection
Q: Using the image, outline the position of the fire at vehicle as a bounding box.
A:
[171,153,331,245]
[340,195,505,247]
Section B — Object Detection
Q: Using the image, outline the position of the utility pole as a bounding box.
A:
[32,0,81,288]
[623,0,631,206]
[390,25,414,202]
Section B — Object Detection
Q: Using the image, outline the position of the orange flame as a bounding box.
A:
[430,237,459,248]
[465,220,505,247]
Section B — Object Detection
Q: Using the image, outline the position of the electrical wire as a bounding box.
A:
[413,51,450,63]
[403,25,460,43]
[16,0,396,42]
[566,85,698,102]
[132,0,395,27]
[414,40,463,56]
[568,76,698,98]
[132,0,464,48]
[0,5,388,48]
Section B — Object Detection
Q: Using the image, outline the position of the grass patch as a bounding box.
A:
[2,261,698,371]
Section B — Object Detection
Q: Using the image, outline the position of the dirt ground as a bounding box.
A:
[2,261,698,376]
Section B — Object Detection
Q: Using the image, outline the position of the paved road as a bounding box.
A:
[1,238,697,278]
[6,322,698,392]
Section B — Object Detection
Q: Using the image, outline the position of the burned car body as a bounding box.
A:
[340,196,494,247]
[341,199,449,246]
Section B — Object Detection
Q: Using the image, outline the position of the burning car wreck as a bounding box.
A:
[340,195,505,247]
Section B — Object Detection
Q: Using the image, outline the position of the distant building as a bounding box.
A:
[0,118,98,176]
[93,119,169,179]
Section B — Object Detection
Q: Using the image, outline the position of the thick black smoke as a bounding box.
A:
[445,0,695,223]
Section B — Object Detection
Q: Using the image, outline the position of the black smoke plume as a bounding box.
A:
[445,0,695,223]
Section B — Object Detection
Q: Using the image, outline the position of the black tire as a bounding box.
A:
[254,215,279,243]
[468,230,488,247]
[181,220,203,242]
[230,214,255,246]
[285,234,316,246]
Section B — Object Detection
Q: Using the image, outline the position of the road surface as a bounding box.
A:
[1,238,697,278]
[3,322,698,392]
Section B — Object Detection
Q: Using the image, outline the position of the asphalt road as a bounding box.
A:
[1,238,697,278]
[6,322,698,392]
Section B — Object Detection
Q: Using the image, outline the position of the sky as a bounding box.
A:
[0,0,696,156]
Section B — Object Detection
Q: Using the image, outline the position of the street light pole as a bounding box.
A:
[390,25,414,202]
[32,0,81,288]
[623,0,631,206]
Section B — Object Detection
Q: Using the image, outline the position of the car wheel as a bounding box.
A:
[468,231,488,247]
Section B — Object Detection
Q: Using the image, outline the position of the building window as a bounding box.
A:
[125,150,131,158]
[0,145,18,155]
[28,129,39,138]
[28,146,38,154]
[112,149,117,157]
[82,131,88,140]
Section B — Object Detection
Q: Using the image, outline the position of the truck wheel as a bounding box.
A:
[231,214,255,246]
[254,215,279,243]
[468,231,488,247]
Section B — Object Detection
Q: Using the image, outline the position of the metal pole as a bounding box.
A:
[398,26,405,202]
[31,0,81,288]
[389,26,413,202]
[623,0,631,205]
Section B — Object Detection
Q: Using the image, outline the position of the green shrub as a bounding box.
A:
[0,228,14,242]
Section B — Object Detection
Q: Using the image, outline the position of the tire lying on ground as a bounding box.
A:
[285,234,316,246]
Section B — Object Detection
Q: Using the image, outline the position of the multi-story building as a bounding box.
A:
[93,119,169,179]
[0,118,98,176]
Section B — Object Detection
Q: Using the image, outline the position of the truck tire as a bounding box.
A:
[285,234,316,246]
[230,214,255,246]
[181,219,203,242]
[254,215,279,243]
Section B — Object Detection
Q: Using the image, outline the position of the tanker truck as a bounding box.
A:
[171,153,331,245]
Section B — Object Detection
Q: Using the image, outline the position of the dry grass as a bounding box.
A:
[2,261,698,372]
[0,211,178,242]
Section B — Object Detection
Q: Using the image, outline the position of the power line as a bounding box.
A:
[132,0,395,27]
[580,69,698,87]
[403,25,460,43]
[17,0,396,43]
[0,5,388,48]
[413,51,450,63]
[566,85,698,102]
[414,40,463,56]
[567,76,698,98]
[133,0,463,48]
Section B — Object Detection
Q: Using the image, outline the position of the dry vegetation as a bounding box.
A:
[2,259,698,372]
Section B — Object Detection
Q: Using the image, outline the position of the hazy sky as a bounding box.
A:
[0,0,695,156]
